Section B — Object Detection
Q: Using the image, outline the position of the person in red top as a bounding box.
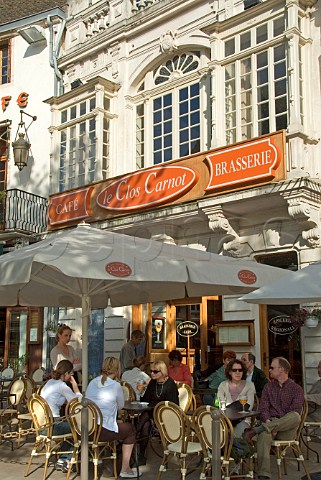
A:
[168,350,193,386]
[243,356,304,480]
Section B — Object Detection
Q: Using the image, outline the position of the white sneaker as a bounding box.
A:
[120,471,143,478]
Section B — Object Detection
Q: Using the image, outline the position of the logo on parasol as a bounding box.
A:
[105,262,132,277]
[237,270,257,285]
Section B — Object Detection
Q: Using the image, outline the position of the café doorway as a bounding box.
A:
[168,297,223,373]
[257,251,303,386]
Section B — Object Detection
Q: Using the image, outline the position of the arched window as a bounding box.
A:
[135,51,209,168]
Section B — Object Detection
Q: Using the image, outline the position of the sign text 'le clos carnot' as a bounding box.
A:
[48,131,285,227]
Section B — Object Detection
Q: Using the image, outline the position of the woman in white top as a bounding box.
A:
[41,360,82,472]
[121,356,150,400]
[217,358,256,437]
[50,324,81,382]
[86,356,139,479]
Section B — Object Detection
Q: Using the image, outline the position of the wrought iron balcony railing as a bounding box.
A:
[0,189,48,235]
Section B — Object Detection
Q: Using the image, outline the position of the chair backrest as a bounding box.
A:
[23,375,37,398]
[7,376,27,409]
[1,367,14,388]
[253,394,260,411]
[31,367,45,384]
[37,379,49,395]
[177,383,193,413]
[28,393,54,437]
[66,397,99,445]
[121,381,136,401]
[154,401,190,453]
[2,367,14,379]
[192,405,234,462]
[295,398,309,441]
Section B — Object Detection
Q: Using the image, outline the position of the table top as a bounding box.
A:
[123,400,153,412]
[222,408,258,422]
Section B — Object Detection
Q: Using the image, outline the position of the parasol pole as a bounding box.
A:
[81,293,90,480]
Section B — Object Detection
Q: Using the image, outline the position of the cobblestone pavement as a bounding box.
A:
[0,434,321,479]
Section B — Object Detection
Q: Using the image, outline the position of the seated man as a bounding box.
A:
[243,356,304,480]
[241,352,269,398]
[203,350,236,405]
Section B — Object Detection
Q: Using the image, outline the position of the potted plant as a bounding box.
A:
[9,353,29,374]
[290,308,321,328]
[46,321,59,337]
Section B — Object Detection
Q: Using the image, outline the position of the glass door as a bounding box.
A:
[6,309,27,370]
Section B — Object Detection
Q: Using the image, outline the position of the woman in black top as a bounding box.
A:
[136,361,179,465]
[142,360,179,406]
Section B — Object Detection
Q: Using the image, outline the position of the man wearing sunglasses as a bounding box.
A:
[243,356,304,480]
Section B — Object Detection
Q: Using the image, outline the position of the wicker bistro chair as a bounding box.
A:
[25,393,74,480]
[16,375,38,448]
[121,381,136,401]
[192,405,255,480]
[1,367,14,390]
[271,399,311,480]
[153,400,203,480]
[192,405,236,480]
[120,381,137,422]
[66,397,118,480]
[177,383,196,413]
[31,367,45,385]
[0,376,27,449]
[302,418,321,462]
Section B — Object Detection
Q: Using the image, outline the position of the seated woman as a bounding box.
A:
[121,356,151,400]
[86,356,139,479]
[217,358,255,438]
[136,360,179,466]
[40,360,82,472]
[168,350,193,387]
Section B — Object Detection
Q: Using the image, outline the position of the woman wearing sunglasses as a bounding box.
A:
[136,361,179,466]
[217,358,255,437]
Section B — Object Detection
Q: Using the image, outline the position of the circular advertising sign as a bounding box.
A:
[105,262,132,277]
[176,321,199,338]
[268,315,297,335]
[237,270,257,285]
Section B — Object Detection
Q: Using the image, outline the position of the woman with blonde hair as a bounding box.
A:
[135,360,179,466]
[50,324,81,382]
[86,357,139,478]
[41,360,81,472]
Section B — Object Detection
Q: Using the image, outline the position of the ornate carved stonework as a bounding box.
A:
[160,31,178,54]
[282,190,321,247]
[110,43,120,79]
[202,205,243,257]
[299,0,318,8]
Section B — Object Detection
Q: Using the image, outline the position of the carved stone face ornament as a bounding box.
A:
[160,30,178,54]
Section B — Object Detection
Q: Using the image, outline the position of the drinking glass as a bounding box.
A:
[137,381,145,400]
[219,397,226,410]
[239,395,247,412]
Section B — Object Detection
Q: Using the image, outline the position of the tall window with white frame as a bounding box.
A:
[58,97,104,192]
[135,52,205,168]
[224,16,288,144]
[0,41,10,85]
[59,98,97,191]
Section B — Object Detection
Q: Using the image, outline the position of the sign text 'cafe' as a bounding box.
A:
[48,131,285,227]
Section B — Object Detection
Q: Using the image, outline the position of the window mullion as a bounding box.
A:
[173,89,179,159]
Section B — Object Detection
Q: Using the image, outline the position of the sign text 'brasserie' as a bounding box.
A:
[48,131,285,227]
